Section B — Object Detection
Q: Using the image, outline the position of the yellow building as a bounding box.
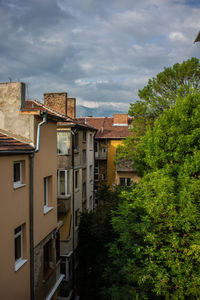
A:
[77,114,139,201]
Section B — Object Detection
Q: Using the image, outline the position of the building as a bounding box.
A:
[0,82,67,300]
[0,132,33,300]
[44,92,96,298]
[77,114,140,200]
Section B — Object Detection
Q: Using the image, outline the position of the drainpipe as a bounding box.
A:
[30,112,47,300]
[71,128,76,300]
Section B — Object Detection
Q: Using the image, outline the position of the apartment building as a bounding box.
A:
[0,133,33,300]
[0,82,67,300]
[44,92,96,298]
[77,114,140,199]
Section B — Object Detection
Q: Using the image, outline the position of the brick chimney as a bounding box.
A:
[44,93,76,119]
[113,113,128,126]
[67,98,76,119]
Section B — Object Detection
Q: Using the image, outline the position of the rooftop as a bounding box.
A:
[0,132,34,152]
[77,115,133,139]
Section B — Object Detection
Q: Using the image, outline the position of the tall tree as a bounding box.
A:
[103,91,200,299]
[117,58,200,172]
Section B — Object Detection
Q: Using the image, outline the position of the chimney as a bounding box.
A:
[44,93,67,115]
[44,93,76,119]
[67,98,76,119]
[113,114,128,126]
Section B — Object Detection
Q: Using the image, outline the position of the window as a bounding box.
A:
[94,161,99,181]
[82,149,86,164]
[57,131,70,155]
[89,133,93,148]
[102,146,107,154]
[44,177,48,206]
[83,131,86,142]
[44,176,53,214]
[75,209,80,227]
[14,225,27,271]
[89,165,92,180]
[58,170,69,197]
[74,133,79,150]
[14,161,25,188]
[102,173,106,180]
[75,170,79,189]
[94,140,98,153]
[82,182,86,200]
[43,239,52,279]
[120,178,131,186]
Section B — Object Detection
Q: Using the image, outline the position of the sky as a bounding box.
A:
[0,0,200,112]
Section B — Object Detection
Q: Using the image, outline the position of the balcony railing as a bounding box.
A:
[95,152,107,160]
[58,197,71,214]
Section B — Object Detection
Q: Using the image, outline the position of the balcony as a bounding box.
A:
[58,196,71,214]
[116,159,136,172]
[95,152,107,160]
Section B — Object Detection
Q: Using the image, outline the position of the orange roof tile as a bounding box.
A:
[77,117,133,139]
[0,132,34,152]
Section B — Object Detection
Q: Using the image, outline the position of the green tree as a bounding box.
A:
[103,91,200,299]
[117,58,200,171]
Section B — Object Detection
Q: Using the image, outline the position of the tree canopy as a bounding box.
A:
[103,91,200,299]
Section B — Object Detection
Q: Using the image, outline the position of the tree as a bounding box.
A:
[116,58,200,171]
[103,91,200,299]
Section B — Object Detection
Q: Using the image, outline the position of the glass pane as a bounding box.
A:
[15,235,21,261]
[14,162,21,182]
[60,171,66,195]
[120,178,125,186]
[57,132,70,155]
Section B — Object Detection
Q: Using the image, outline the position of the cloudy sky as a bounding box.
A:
[0,0,200,112]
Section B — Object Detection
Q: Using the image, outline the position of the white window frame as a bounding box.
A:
[14,161,25,189]
[44,177,53,214]
[58,170,69,197]
[14,225,27,271]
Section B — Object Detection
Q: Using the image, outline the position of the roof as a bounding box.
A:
[0,132,34,152]
[22,100,70,121]
[77,116,133,139]
[57,118,97,131]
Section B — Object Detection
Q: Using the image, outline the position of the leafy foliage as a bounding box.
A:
[117,58,200,172]
[103,92,200,299]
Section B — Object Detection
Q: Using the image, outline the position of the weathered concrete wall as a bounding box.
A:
[67,98,76,119]
[0,82,34,144]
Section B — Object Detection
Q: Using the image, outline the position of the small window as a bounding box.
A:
[75,209,80,227]
[90,133,93,148]
[102,173,106,180]
[44,177,48,207]
[57,131,70,155]
[89,165,92,179]
[83,131,86,142]
[74,133,79,150]
[44,176,53,213]
[82,182,86,200]
[15,226,23,264]
[94,141,98,153]
[102,146,107,153]
[43,239,52,279]
[82,149,86,164]
[75,170,79,189]
[120,178,131,186]
[14,224,27,271]
[58,170,69,196]
[14,161,24,188]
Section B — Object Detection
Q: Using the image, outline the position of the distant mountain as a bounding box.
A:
[76,105,128,117]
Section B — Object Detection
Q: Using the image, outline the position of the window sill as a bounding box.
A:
[13,183,26,189]
[43,206,53,215]
[58,194,71,200]
[15,259,27,271]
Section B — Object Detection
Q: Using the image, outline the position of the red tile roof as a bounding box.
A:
[22,100,70,121]
[77,117,133,139]
[0,132,34,152]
